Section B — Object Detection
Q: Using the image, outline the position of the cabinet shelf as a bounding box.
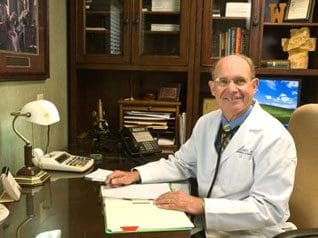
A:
[85,27,109,33]
[212,16,248,21]
[86,10,116,15]
[256,68,318,76]
[263,22,318,27]
[144,31,179,35]
[118,99,181,147]
[143,11,180,15]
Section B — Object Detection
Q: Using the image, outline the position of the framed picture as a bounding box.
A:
[284,0,316,22]
[0,0,49,80]
[202,98,218,115]
[158,83,181,101]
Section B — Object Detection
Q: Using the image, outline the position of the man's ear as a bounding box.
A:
[252,78,259,93]
[208,80,216,96]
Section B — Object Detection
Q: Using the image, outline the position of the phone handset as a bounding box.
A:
[0,167,21,202]
[32,147,44,167]
[0,203,9,224]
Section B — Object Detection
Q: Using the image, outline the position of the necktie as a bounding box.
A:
[219,124,232,154]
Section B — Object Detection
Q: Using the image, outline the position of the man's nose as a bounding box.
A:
[226,80,239,91]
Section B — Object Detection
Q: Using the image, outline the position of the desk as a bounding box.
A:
[0,155,191,238]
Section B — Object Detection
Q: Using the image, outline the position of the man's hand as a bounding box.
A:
[106,170,140,187]
[154,190,204,215]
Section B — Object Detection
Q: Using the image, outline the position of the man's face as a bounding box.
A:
[208,55,258,121]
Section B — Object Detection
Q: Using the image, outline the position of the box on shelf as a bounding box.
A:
[151,24,180,32]
[225,2,251,18]
[152,0,180,11]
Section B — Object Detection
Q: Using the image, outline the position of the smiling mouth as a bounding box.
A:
[225,97,241,102]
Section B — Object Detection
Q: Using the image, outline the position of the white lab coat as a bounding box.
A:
[135,102,297,237]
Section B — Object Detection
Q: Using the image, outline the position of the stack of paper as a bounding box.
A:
[101,183,171,199]
[123,110,175,130]
[85,168,113,182]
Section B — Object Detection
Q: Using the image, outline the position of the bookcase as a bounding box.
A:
[192,0,318,121]
[118,99,181,150]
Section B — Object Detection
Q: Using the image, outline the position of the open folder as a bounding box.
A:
[101,183,194,233]
[103,198,194,233]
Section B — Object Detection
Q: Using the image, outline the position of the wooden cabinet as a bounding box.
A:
[68,0,196,145]
[118,99,181,149]
[75,0,190,65]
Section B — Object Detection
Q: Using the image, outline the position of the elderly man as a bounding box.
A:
[107,55,297,237]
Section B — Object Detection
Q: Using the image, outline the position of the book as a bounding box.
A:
[235,27,242,54]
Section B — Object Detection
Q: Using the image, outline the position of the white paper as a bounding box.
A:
[104,198,193,233]
[125,111,172,119]
[101,183,171,200]
[225,2,251,17]
[85,168,113,182]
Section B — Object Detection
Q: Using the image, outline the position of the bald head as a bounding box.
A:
[212,55,256,80]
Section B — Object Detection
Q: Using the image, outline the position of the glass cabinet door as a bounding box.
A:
[77,0,130,64]
[201,0,258,66]
[132,0,190,65]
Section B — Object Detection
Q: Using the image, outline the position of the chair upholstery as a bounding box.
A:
[287,104,318,229]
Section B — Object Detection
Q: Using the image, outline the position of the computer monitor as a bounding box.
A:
[254,77,301,126]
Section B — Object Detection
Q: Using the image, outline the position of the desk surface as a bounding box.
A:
[0,155,191,238]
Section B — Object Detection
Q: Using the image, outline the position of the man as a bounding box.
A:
[107,55,297,237]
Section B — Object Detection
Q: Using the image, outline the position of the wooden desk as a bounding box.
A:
[0,156,190,238]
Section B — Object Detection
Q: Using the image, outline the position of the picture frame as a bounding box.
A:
[0,0,49,81]
[202,97,218,115]
[284,0,316,22]
[158,83,181,101]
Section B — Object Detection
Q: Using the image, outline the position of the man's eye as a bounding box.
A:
[219,79,229,85]
[235,79,247,85]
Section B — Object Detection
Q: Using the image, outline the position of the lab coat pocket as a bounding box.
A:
[218,153,254,194]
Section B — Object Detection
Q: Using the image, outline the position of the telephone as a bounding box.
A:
[0,203,9,224]
[120,127,161,156]
[32,150,94,173]
[0,167,21,202]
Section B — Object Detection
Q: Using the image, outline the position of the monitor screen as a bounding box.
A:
[254,78,301,126]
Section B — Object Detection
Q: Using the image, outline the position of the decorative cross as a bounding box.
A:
[281,27,316,69]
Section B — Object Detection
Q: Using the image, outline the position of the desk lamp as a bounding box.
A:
[10,100,60,186]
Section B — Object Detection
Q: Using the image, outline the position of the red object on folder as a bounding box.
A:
[120,226,139,231]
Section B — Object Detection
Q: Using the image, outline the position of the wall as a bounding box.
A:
[0,1,68,173]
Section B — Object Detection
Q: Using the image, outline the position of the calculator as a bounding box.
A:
[38,151,94,172]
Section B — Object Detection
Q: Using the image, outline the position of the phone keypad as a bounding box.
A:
[139,141,160,153]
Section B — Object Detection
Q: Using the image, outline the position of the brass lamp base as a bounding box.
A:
[15,167,50,186]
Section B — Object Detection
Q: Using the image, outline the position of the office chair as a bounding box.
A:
[273,104,318,238]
